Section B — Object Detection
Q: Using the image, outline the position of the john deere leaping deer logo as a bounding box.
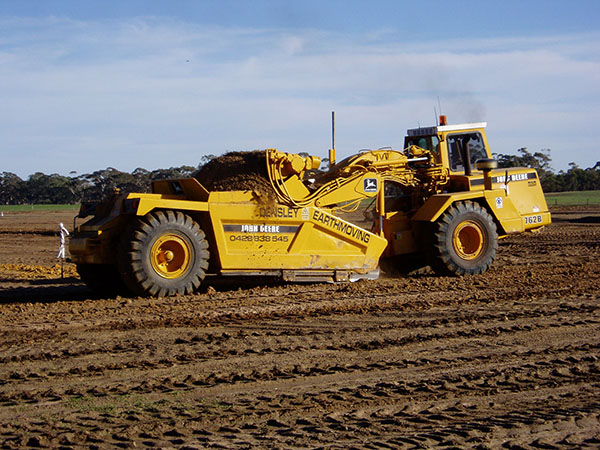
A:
[363,178,378,193]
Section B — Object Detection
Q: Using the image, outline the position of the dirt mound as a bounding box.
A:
[194,151,274,199]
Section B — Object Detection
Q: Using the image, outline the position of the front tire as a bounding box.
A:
[119,210,209,297]
[431,201,497,276]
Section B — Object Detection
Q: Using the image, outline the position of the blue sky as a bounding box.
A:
[1,0,599,178]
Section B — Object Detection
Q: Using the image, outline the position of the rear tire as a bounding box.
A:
[431,201,497,276]
[118,210,209,297]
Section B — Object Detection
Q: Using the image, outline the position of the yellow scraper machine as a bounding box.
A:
[69,116,551,296]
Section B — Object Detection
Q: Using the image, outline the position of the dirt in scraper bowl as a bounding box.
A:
[194,151,276,202]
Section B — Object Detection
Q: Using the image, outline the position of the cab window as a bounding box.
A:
[405,135,440,160]
[446,132,487,172]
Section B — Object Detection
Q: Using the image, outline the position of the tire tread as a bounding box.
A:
[430,201,497,276]
[118,211,210,297]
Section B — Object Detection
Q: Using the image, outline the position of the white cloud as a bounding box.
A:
[0,16,598,178]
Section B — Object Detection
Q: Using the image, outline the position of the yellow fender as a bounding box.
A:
[412,189,525,235]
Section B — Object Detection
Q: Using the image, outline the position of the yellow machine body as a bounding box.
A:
[402,122,549,226]
[70,119,550,296]
[208,191,386,280]
[70,178,387,283]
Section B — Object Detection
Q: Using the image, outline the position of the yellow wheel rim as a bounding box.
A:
[453,220,485,260]
[150,234,191,279]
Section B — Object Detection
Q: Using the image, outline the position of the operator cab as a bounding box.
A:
[405,118,492,176]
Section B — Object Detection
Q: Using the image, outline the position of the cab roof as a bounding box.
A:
[406,122,487,137]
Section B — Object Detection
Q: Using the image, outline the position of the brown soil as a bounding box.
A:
[194,151,274,199]
[0,207,599,449]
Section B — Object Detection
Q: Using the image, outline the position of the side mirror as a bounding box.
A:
[476,159,498,190]
[476,158,498,171]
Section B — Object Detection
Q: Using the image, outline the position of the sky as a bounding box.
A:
[1,0,599,178]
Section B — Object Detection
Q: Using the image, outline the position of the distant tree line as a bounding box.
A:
[494,148,600,193]
[0,165,198,205]
[1,149,599,205]
[0,154,227,205]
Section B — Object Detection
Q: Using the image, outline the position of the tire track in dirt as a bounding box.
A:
[1,263,598,340]
[1,294,599,448]
[1,293,598,387]
[2,300,598,386]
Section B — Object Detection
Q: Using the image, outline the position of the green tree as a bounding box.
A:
[78,168,143,201]
[0,172,25,204]
[150,166,196,181]
[24,173,78,204]
[494,148,554,191]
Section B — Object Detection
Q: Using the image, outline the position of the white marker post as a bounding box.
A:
[57,222,70,278]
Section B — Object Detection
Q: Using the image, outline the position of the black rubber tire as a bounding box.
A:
[430,201,497,276]
[76,263,126,296]
[118,210,209,297]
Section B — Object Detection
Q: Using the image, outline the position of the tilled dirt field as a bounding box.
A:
[0,208,599,449]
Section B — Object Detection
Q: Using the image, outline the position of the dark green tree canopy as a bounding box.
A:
[0,164,196,205]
